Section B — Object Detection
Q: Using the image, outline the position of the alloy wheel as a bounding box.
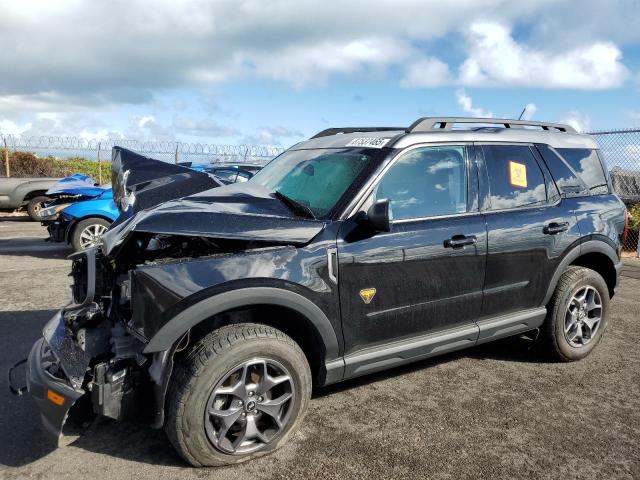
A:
[204,358,295,455]
[79,223,108,249]
[564,285,602,347]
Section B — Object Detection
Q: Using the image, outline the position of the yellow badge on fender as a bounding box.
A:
[359,288,377,304]
[509,161,527,188]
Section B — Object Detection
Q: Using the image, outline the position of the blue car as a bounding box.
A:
[43,187,120,251]
[28,173,105,221]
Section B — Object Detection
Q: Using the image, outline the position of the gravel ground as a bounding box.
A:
[0,213,638,480]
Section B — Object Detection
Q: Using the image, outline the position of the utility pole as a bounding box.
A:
[3,138,9,178]
[97,142,102,184]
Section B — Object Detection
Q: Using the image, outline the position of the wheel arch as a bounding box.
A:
[143,287,342,383]
[543,240,621,305]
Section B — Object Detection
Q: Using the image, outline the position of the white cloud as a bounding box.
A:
[559,111,592,132]
[0,1,635,139]
[455,89,493,118]
[459,23,629,89]
[252,37,410,88]
[401,57,452,88]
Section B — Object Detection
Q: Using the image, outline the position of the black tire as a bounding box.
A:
[540,266,610,361]
[26,196,50,221]
[166,323,312,467]
[70,217,111,251]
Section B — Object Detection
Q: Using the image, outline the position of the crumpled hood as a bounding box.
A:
[45,173,104,197]
[100,182,325,257]
[111,146,222,214]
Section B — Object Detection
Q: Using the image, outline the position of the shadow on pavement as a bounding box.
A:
[0,309,58,467]
[0,237,71,259]
[316,334,548,398]
[0,307,549,468]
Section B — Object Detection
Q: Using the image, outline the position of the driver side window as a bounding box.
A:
[374,146,468,221]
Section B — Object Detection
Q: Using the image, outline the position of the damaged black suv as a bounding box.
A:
[13,117,627,467]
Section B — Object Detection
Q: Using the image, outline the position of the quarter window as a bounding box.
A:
[556,148,608,194]
[482,145,547,210]
[374,146,467,220]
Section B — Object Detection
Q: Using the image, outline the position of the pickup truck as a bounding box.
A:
[0,176,61,219]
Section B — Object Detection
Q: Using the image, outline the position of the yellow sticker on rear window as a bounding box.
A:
[509,161,527,188]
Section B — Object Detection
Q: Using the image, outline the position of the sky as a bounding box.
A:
[1,0,639,148]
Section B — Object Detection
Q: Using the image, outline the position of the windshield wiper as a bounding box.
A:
[273,191,316,219]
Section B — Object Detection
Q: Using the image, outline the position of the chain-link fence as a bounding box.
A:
[587,129,640,254]
[0,134,285,176]
[2,130,639,252]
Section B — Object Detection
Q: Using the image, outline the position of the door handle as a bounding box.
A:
[543,222,570,235]
[444,235,477,249]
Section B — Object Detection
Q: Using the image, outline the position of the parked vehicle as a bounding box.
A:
[43,187,119,251]
[34,173,107,223]
[191,163,262,184]
[0,175,61,219]
[41,154,226,251]
[12,118,627,467]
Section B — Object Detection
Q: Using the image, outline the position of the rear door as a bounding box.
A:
[478,143,581,321]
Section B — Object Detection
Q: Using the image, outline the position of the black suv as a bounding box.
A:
[14,117,627,466]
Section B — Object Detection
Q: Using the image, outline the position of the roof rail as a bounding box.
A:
[407,117,576,133]
[310,127,404,139]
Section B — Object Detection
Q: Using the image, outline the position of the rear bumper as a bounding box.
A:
[25,315,87,445]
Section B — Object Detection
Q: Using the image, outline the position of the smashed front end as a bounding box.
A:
[14,247,149,444]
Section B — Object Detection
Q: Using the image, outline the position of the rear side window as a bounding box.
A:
[556,148,608,194]
[482,144,547,210]
[536,144,588,196]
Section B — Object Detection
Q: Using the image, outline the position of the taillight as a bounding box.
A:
[622,208,629,246]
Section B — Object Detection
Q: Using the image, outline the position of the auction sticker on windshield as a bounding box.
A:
[346,137,391,149]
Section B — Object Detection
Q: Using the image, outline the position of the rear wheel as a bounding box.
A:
[71,217,111,251]
[166,323,311,467]
[540,266,610,361]
[27,196,51,221]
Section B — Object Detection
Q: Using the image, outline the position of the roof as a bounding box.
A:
[292,117,599,151]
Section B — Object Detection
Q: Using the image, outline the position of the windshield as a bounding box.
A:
[251,148,384,219]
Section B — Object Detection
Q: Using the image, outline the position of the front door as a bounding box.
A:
[337,144,487,361]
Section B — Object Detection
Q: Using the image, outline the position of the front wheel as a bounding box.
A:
[540,266,610,361]
[27,196,51,221]
[70,217,111,251]
[166,324,312,467]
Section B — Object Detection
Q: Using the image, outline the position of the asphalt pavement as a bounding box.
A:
[0,213,638,480]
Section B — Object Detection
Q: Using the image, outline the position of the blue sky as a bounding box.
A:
[1,0,639,147]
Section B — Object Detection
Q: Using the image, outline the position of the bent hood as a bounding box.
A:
[101,182,325,257]
[111,146,222,214]
[46,173,104,197]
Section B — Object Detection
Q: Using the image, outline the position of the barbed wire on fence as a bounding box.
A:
[0,133,286,164]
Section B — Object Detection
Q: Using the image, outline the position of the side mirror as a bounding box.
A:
[366,199,392,232]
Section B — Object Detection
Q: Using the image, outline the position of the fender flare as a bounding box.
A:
[142,286,340,362]
[542,239,620,305]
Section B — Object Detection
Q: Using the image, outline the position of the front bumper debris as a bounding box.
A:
[44,218,67,243]
[24,336,86,445]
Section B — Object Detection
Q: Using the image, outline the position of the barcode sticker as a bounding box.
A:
[345,138,391,149]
